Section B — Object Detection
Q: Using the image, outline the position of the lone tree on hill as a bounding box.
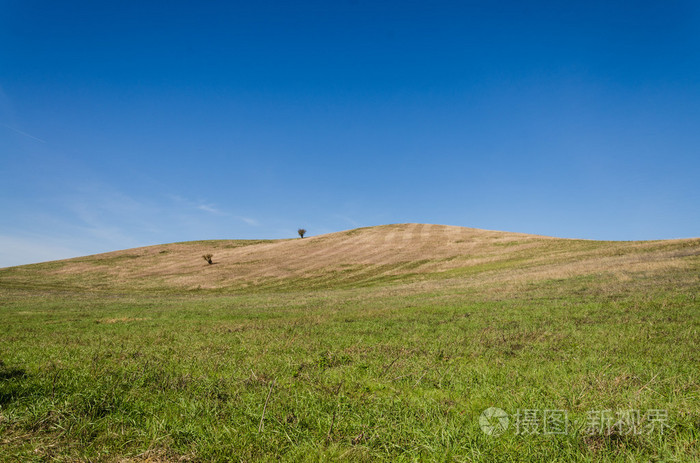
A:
[298,228,306,239]
[202,254,213,265]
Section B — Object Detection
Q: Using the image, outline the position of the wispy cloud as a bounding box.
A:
[0,235,84,268]
[170,195,227,216]
[2,180,267,267]
[168,194,259,225]
[1,123,46,143]
[64,187,158,249]
[197,204,224,215]
[238,216,260,226]
[334,214,360,227]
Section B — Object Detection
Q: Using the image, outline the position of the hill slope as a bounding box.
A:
[1,223,699,292]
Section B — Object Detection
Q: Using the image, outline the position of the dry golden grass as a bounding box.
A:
[96,317,148,324]
[1,223,698,293]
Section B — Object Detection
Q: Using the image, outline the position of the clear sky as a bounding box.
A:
[1,1,699,267]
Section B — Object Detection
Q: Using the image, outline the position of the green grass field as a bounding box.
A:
[1,225,698,462]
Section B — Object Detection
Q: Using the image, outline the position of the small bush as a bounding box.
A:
[298,228,306,239]
[202,254,213,265]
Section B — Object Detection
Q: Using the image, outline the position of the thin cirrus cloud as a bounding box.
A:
[186,199,259,225]
[237,216,260,226]
[333,214,360,228]
[1,124,47,144]
[0,187,264,267]
[0,234,85,268]
[196,204,224,215]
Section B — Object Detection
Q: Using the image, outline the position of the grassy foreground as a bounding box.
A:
[0,225,699,461]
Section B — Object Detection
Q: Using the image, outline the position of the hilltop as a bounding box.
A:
[1,223,698,293]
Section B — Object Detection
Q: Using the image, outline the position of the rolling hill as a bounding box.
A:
[1,224,699,461]
[1,223,698,293]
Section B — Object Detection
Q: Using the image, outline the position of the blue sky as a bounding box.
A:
[1,1,699,267]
